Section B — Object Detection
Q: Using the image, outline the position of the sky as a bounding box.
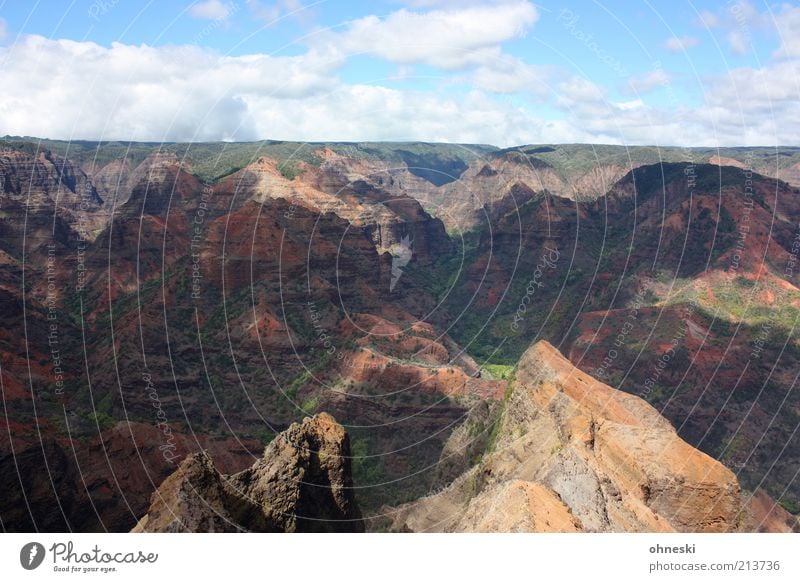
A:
[0,0,798,147]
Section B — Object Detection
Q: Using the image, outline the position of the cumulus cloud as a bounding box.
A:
[664,36,699,52]
[727,30,750,55]
[625,69,671,94]
[0,36,339,141]
[615,99,645,111]
[556,76,605,108]
[696,59,800,144]
[697,10,719,28]
[189,0,233,20]
[470,55,552,97]
[245,87,567,146]
[1,16,798,148]
[773,4,800,58]
[0,34,561,146]
[246,0,309,24]
[692,1,795,56]
[317,1,539,69]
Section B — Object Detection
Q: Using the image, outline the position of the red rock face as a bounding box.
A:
[0,145,496,531]
[1,145,797,532]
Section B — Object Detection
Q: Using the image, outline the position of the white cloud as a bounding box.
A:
[471,55,551,96]
[625,69,671,94]
[614,99,645,111]
[0,18,7,42]
[557,76,605,106]
[246,87,567,146]
[707,61,800,108]
[693,1,794,56]
[189,0,232,20]
[727,30,750,55]
[246,0,309,24]
[774,5,800,58]
[0,36,339,141]
[392,0,519,7]
[697,10,719,28]
[1,28,800,148]
[695,59,800,144]
[0,35,557,146]
[319,1,539,70]
[664,35,700,52]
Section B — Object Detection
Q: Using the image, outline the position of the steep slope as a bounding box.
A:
[0,142,500,531]
[388,341,768,533]
[422,163,800,514]
[133,413,363,533]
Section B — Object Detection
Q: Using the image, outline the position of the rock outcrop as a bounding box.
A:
[133,413,363,532]
[388,341,754,532]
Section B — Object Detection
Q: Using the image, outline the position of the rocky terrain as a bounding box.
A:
[133,413,363,532]
[0,137,798,532]
[387,341,787,532]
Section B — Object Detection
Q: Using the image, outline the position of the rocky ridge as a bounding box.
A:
[133,413,363,532]
[388,341,783,532]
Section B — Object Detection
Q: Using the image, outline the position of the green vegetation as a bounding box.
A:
[278,160,303,181]
[483,363,514,380]
[285,369,312,402]
[254,426,277,446]
[778,499,800,515]
[300,395,319,414]
[485,383,514,454]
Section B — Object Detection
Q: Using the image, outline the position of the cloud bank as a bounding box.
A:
[0,1,799,147]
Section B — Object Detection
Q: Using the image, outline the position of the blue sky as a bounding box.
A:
[0,0,798,146]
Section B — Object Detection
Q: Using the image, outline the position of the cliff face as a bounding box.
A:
[133,413,363,533]
[0,148,102,212]
[214,153,454,261]
[0,148,106,258]
[388,341,756,533]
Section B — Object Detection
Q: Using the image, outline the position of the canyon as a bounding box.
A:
[0,137,798,532]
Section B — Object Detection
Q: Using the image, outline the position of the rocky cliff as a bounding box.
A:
[388,341,779,533]
[133,413,363,532]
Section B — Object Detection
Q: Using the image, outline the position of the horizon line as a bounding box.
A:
[3,135,800,151]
